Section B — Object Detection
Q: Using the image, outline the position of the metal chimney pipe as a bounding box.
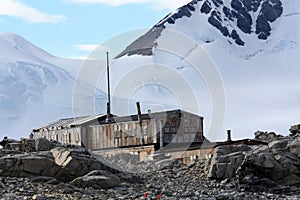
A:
[227,130,232,142]
[106,102,110,120]
[136,102,145,145]
[106,52,111,120]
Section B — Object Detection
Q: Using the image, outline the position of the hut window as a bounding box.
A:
[171,126,177,133]
[75,132,79,143]
[143,125,147,135]
[63,133,71,144]
[114,131,119,138]
[184,126,196,133]
[63,133,67,144]
[131,123,136,136]
[119,127,122,136]
[125,123,133,137]
[114,125,119,131]
[164,126,171,133]
[190,126,196,132]
[184,127,189,133]
[114,125,121,138]
[68,133,71,143]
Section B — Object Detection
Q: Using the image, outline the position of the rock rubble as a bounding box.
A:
[0,131,300,199]
[0,158,299,200]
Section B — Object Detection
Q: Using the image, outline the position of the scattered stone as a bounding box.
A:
[32,194,46,200]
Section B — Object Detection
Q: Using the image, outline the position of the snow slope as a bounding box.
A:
[0,33,106,139]
[107,0,300,141]
[1,0,299,141]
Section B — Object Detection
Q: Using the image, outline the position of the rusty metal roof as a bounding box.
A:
[102,109,203,124]
[33,114,107,131]
[33,109,204,131]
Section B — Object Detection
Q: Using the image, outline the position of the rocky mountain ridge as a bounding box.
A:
[117,0,289,58]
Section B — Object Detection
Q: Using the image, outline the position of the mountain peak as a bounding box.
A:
[0,32,26,40]
[116,0,298,59]
[0,32,37,49]
[0,32,54,62]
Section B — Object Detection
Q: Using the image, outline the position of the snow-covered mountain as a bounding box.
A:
[117,0,298,58]
[107,0,300,140]
[0,33,106,139]
[1,0,299,141]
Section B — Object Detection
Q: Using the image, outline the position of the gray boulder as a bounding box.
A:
[50,146,119,181]
[0,151,59,178]
[71,170,120,189]
[207,144,250,179]
[0,146,122,182]
[206,138,300,186]
[35,138,61,151]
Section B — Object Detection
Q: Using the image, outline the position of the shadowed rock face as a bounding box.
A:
[116,0,283,58]
[115,27,164,58]
[206,132,300,187]
[0,146,123,183]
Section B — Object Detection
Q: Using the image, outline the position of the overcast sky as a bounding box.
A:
[0,0,191,58]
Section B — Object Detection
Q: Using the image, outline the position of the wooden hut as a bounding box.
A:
[33,109,204,151]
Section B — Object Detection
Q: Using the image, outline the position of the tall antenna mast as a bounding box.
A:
[106,52,111,120]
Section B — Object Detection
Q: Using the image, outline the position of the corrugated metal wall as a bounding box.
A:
[86,120,157,150]
[34,127,81,146]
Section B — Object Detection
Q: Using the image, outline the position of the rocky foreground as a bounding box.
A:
[0,131,300,199]
[1,159,299,200]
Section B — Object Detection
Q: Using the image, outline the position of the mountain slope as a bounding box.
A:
[0,33,106,138]
[109,0,300,140]
[117,0,299,58]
